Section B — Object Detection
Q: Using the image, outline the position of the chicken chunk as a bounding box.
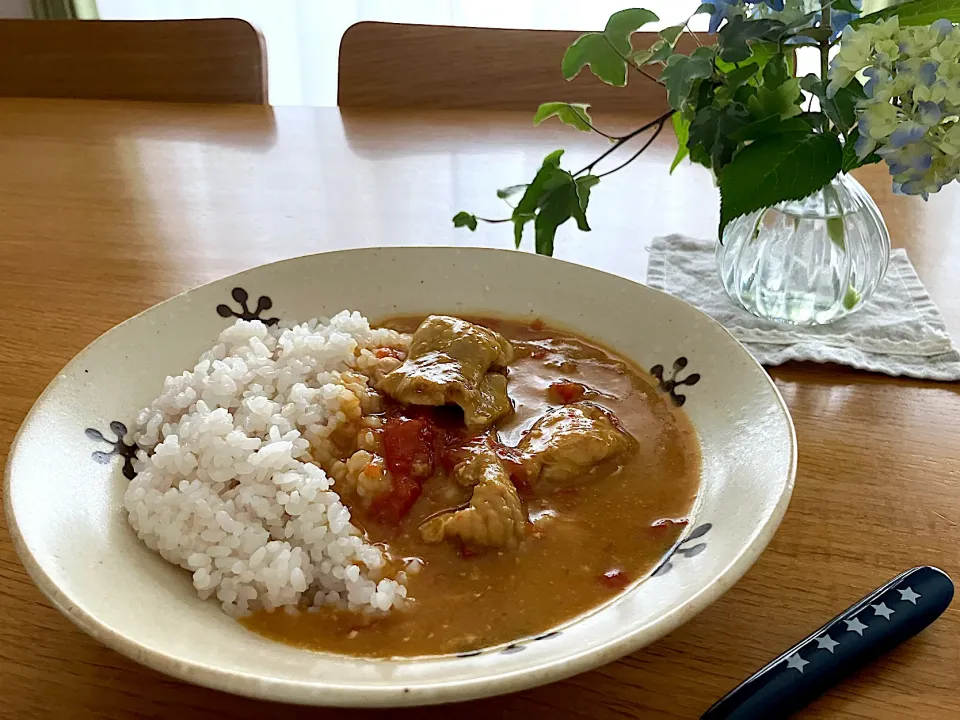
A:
[420,449,525,548]
[518,401,636,485]
[378,316,514,430]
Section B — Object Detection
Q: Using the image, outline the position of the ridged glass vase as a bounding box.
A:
[716,173,890,326]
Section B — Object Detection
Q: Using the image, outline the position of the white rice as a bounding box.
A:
[123,311,410,617]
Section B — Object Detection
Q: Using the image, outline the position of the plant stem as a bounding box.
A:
[595,116,669,178]
[820,5,831,84]
[579,117,619,140]
[575,109,674,176]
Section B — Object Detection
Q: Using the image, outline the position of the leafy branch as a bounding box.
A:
[454,1,895,254]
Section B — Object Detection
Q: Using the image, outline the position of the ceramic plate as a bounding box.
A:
[5,247,796,707]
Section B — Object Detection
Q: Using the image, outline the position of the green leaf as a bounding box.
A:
[823,85,862,133]
[733,84,758,106]
[515,166,564,216]
[670,112,690,173]
[715,41,778,74]
[497,184,527,200]
[729,115,811,142]
[748,77,803,120]
[841,129,881,172]
[717,16,788,63]
[799,111,829,133]
[634,39,675,66]
[562,34,627,86]
[832,0,860,12]
[827,216,846,252]
[452,212,478,231]
[842,286,861,310]
[799,73,821,94]
[853,0,960,27]
[724,63,761,89]
[660,24,685,46]
[695,3,716,14]
[689,104,752,170]
[763,53,790,89]
[533,102,594,132]
[513,212,535,248]
[543,148,565,167]
[604,8,660,54]
[718,131,843,236]
[534,182,578,256]
[575,174,600,212]
[661,48,716,110]
[693,76,717,112]
[512,150,568,246]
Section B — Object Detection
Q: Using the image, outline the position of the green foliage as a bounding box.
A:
[719,131,843,235]
[494,151,602,254]
[801,75,864,133]
[603,8,660,53]
[454,3,895,252]
[562,35,628,86]
[670,112,690,173]
[729,115,811,142]
[533,102,594,132]
[854,0,960,27]
[575,175,601,216]
[452,212,477,231]
[689,105,752,169]
[562,9,659,86]
[748,77,804,120]
[763,53,790,88]
[659,24,685,46]
[832,0,861,12]
[661,46,716,110]
[496,184,527,200]
[717,15,788,63]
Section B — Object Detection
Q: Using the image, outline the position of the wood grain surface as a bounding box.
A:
[338,23,704,112]
[0,98,957,720]
[0,19,267,104]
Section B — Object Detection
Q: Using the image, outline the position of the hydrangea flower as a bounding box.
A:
[830,17,960,198]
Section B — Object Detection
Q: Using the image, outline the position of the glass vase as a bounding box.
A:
[716,173,890,326]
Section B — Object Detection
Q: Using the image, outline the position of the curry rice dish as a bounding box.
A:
[124,311,700,657]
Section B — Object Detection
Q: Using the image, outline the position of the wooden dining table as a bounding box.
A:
[0,97,957,719]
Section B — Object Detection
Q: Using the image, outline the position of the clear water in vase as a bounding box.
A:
[716,173,891,326]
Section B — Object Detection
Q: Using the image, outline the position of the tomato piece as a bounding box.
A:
[369,474,423,525]
[382,416,434,478]
[374,414,437,524]
[548,381,586,404]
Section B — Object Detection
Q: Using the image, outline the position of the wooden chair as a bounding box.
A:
[0,18,267,104]
[338,22,703,114]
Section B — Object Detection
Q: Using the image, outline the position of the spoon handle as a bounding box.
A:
[701,566,954,719]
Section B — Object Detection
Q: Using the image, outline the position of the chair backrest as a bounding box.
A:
[338,21,703,113]
[0,18,267,104]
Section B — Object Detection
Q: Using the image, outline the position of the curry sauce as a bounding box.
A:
[241,318,701,657]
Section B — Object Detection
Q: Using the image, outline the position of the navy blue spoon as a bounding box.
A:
[702,566,954,719]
